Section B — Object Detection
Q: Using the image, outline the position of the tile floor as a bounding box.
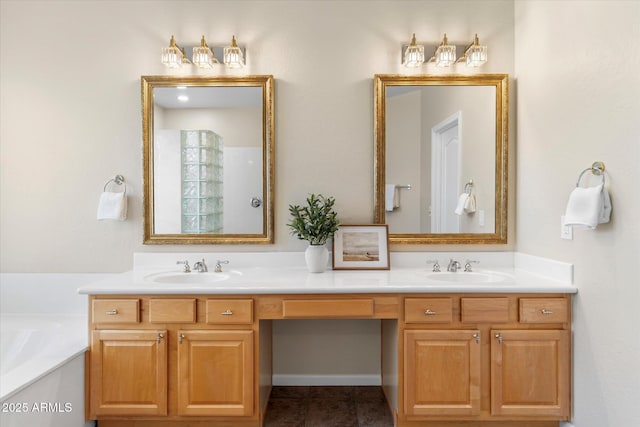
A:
[263,386,394,427]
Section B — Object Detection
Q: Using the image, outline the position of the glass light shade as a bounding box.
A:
[224,36,245,68]
[435,44,456,67]
[193,36,218,69]
[403,33,425,68]
[465,44,487,67]
[193,46,216,68]
[161,46,184,68]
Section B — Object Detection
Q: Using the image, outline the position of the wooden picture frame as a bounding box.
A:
[332,225,390,270]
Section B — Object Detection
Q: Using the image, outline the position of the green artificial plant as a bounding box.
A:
[287,194,340,246]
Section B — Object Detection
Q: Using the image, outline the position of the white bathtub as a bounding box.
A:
[0,273,105,427]
[0,315,91,427]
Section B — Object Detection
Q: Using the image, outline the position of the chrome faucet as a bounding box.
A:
[214,260,229,273]
[447,259,461,272]
[177,260,191,273]
[193,258,208,273]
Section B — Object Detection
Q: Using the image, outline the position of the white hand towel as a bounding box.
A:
[464,194,476,213]
[97,191,127,221]
[385,184,399,212]
[454,193,469,216]
[563,183,610,229]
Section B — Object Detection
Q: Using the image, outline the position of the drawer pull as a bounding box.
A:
[424,309,437,316]
[221,309,234,316]
[541,309,554,315]
[105,309,118,315]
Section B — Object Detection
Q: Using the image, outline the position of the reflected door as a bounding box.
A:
[431,113,461,233]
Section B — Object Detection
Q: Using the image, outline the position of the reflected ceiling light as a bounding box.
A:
[430,33,456,67]
[402,33,425,68]
[457,34,488,67]
[161,35,190,68]
[224,35,245,68]
[192,35,218,68]
[177,94,189,102]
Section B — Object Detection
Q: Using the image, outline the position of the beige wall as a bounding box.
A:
[386,91,422,232]
[515,1,640,426]
[0,0,515,273]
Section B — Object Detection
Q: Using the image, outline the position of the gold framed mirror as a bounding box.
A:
[142,75,274,244]
[374,74,508,244]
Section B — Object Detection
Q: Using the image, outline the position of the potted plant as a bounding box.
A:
[287,194,340,273]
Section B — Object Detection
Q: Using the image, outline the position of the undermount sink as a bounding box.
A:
[145,272,237,284]
[424,271,511,283]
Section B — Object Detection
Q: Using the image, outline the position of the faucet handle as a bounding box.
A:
[464,259,479,272]
[426,260,441,272]
[177,260,191,273]
[215,260,229,273]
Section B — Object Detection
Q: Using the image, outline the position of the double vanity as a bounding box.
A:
[79,253,575,427]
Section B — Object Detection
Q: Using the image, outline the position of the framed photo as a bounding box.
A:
[332,224,390,270]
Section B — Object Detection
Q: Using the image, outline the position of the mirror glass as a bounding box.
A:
[142,76,274,244]
[374,74,508,244]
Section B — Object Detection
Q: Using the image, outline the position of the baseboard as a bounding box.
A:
[272,374,381,386]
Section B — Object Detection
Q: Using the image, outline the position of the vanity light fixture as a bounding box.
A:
[457,34,488,67]
[224,35,245,68]
[161,35,191,68]
[192,35,218,68]
[430,33,457,67]
[402,33,425,68]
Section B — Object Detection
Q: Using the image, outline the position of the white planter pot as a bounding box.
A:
[305,244,329,273]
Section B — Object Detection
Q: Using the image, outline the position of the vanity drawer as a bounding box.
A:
[92,299,140,324]
[282,299,374,318]
[206,299,254,324]
[461,297,510,323]
[405,298,453,323]
[519,298,569,323]
[149,298,196,323]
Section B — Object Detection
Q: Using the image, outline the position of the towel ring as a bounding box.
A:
[576,161,605,188]
[464,180,474,195]
[104,175,127,194]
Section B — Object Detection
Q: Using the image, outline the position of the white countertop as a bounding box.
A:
[78,266,576,295]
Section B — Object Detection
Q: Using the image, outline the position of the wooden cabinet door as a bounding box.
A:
[404,330,481,416]
[90,330,167,416]
[177,330,254,416]
[491,329,570,418]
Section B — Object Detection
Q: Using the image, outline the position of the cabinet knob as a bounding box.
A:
[495,332,503,344]
[424,309,437,316]
[157,333,164,344]
[541,309,554,315]
[473,333,480,344]
[105,309,118,315]
[179,333,185,344]
[221,309,234,316]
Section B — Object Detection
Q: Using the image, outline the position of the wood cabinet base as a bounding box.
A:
[397,422,559,427]
[96,420,260,427]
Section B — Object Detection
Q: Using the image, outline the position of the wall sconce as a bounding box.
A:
[224,35,245,68]
[402,33,425,67]
[192,35,218,68]
[429,33,457,67]
[161,35,191,68]
[456,34,488,67]
[161,35,246,69]
[401,33,488,68]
